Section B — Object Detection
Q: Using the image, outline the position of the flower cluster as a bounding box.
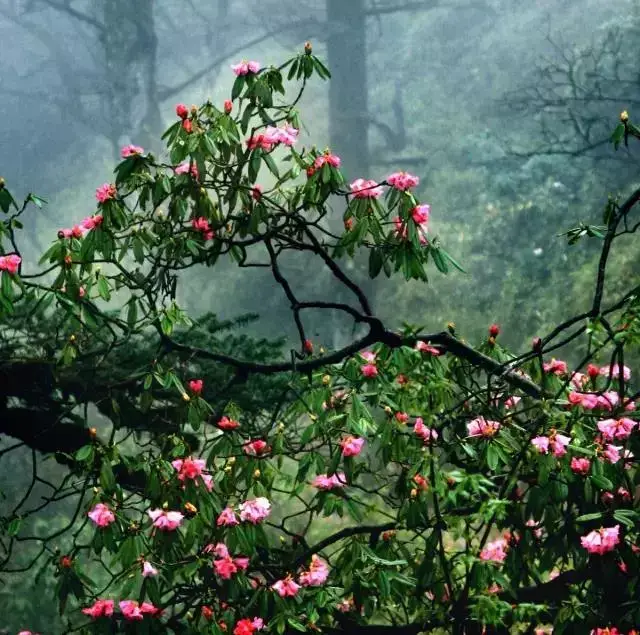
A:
[171,456,213,491]
[247,125,298,151]
[0,254,21,274]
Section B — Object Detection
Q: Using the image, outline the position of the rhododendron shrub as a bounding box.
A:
[1,48,640,635]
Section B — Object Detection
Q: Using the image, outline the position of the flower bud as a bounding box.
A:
[447,322,456,334]
[489,323,500,337]
[384,406,392,415]
[64,254,73,266]
[89,427,97,439]
[621,110,629,123]
[60,555,73,568]
[190,105,198,116]
[0,177,5,189]
[322,374,331,385]
[224,99,233,114]
[162,501,169,510]
[304,41,312,55]
[253,469,261,478]
[532,336,542,351]
[176,104,188,119]
[182,119,193,133]
[303,339,313,354]
[228,457,236,465]
[182,393,191,402]
[184,502,198,517]
[410,488,418,498]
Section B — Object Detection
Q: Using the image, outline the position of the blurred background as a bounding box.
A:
[1,0,640,628]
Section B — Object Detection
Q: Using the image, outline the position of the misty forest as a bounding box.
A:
[1,1,640,633]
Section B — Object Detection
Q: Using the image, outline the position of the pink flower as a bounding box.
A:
[504,395,521,409]
[95,183,116,203]
[581,525,620,555]
[82,214,103,230]
[314,152,341,170]
[0,254,22,275]
[599,364,631,381]
[415,341,441,355]
[224,99,233,114]
[176,104,189,119]
[214,556,238,579]
[232,60,261,75]
[175,161,199,180]
[361,363,378,378]
[551,433,571,458]
[247,125,298,151]
[543,358,568,375]
[142,561,158,577]
[171,457,213,491]
[234,618,264,635]
[217,507,240,526]
[340,436,365,457]
[568,391,599,410]
[411,204,431,225]
[479,537,508,563]
[82,599,115,619]
[414,418,438,444]
[570,457,591,475]
[387,171,419,190]
[188,378,203,394]
[119,600,161,620]
[394,216,428,244]
[597,417,637,440]
[312,473,347,490]
[603,444,622,464]
[192,217,214,241]
[570,372,588,389]
[395,411,409,424]
[244,439,268,456]
[299,555,329,587]
[272,575,301,597]
[598,391,620,410]
[350,178,383,199]
[252,185,263,201]
[218,416,240,431]
[234,556,250,570]
[148,508,184,531]
[239,497,271,524]
[531,436,550,454]
[121,144,144,158]
[88,503,115,528]
[467,417,500,438]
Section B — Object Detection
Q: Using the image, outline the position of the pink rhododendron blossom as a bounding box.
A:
[591,629,621,635]
[581,525,621,555]
[234,556,250,570]
[350,178,383,199]
[95,183,116,203]
[0,254,22,275]
[414,418,438,444]
[214,556,238,579]
[217,507,240,526]
[551,433,571,457]
[597,417,637,440]
[176,104,189,119]
[599,364,631,381]
[597,392,619,410]
[340,436,365,457]
[243,439,268,456]
[603,444,623,464]
[171,457,213,491]
[467,417,500,438]
[394,216,428,244]
[570,372,588,389]
[82,214,103,230]
[312,473,346,489]
[119,600,161,620]
[188,378,203,394]
[395,411,409,424]
[218,415,240,430]
[121,144,144,158]
[231,60,261,75]
[313,152,341,170]
[234,618,265,635]
[272,575,301,597]
[531,436,550,454]
[148,508,184,531]
[415,341,441,355]
[543,358,568,375]
[361,363,378,377]
[239,497,271,524]
[479,537,508,562]
[175,161,199,180]
[570,457,591,475]
[88,503,115,527]
[247,125,298,151]
[567,391,599,410]
[82,599,115,619]
[387,171,419,190]
[299,555,329,586]
[142,561,158,577]
[192,217,214,241]
[504,395,521,409]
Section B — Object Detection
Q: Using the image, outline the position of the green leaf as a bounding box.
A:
[7,517,21,536]
[575,512,603,523]
[231,75,245,100]
[590,475,613,490]
[75,445,94,462]
[97,275,111,301]
[100,461,116,493]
